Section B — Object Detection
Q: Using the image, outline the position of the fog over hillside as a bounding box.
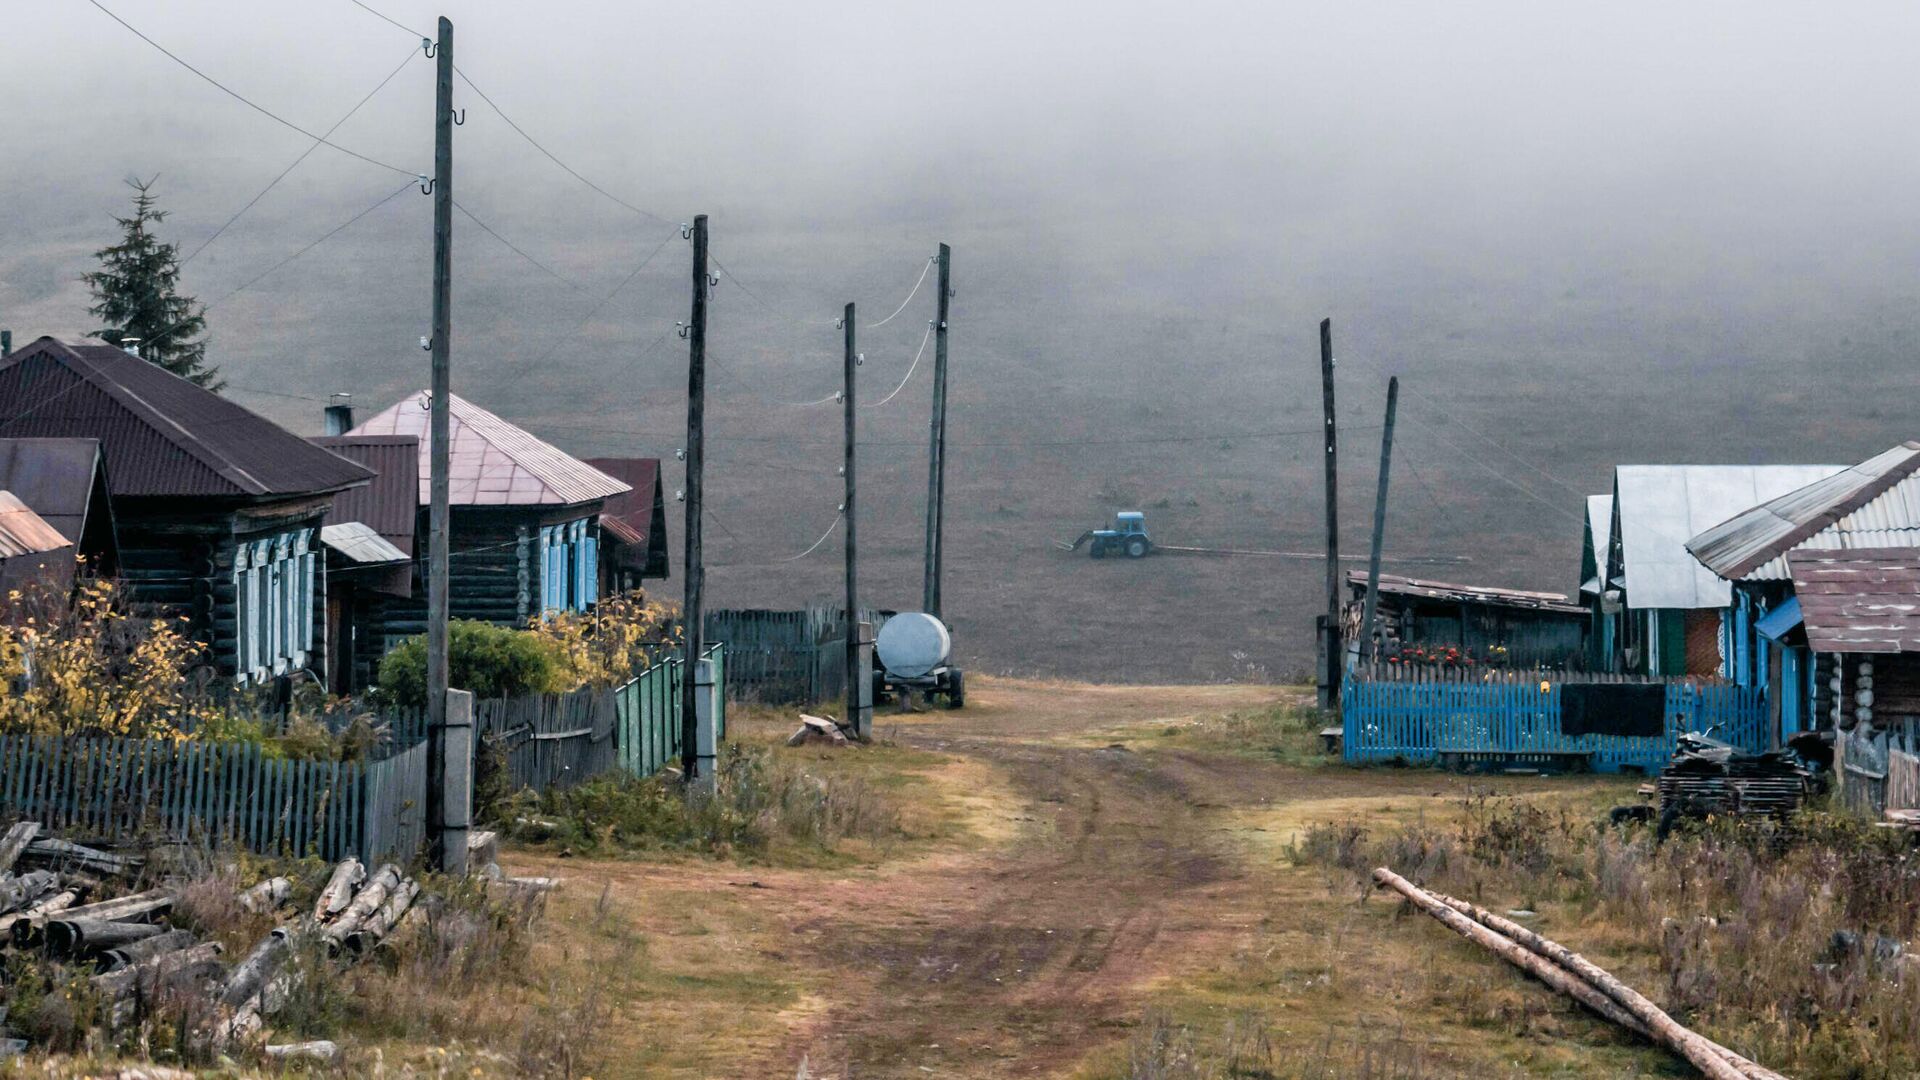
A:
[5,1,1919,679]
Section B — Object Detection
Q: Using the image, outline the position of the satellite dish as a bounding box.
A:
[875,613,951,678]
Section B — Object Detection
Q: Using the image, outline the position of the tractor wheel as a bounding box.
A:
[1125,538,1149,558]
[1089,541,1107,559]
[946,669,965,709]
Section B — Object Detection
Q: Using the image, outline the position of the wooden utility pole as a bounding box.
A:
[922,244,951,618]
[1359,376,1399,666]
[843,302,859,735]
[425,15,457,871]
[1318,318,1341,710]
[680,215,709,781]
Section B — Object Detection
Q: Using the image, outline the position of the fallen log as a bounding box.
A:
[345,877,418,955]
[49,917,167,957]
[91,940,224,1000]
[1372,868,1749,1080]
[0,823,39,873]
[322,863,400,947]
[265,1040,340,1065]
[0,869,60,914]
[56,888,174,922]
[23,837,139,876]
[238,876,292,915]
[310,858,365,924]
[219,928,290,1008]
[0,887,76,937]
[1425,887,1790,1080]
[99,928,198,971]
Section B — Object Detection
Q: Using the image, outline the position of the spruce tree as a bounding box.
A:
[83,176,219,388]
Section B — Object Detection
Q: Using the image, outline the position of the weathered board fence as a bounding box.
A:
[706,606,889,705]
[0,644,728,863]
[1342,674,1769,773]
[0,733,421,863]
[1836,719,1920,818]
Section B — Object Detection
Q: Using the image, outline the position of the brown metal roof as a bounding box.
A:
[1688,442,1920,581]
[0,438,109,545]
[0,337,373,500]
[311,435,418,556]
[1788,547,1920,653]
[348,392,628,507]
[0,491,74,558]
[1345,569,1585,614]
[583,457,668,575]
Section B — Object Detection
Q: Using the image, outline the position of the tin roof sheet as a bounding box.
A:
[1614,464,1847,610]
[0,337,373,500]
[0,491,74,559]
[1788,547,1920,653]
[348,392,629,507]
[319,522,410,567]
[582,457,665,570]
[1687,442,1920,582]
[1581,493,1614,595]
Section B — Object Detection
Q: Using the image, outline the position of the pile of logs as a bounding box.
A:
[1373,868,1787,1080]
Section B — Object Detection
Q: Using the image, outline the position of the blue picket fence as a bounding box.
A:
[1342,677,1770,772]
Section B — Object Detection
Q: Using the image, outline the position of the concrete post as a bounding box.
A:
[693,658,718,793]
[852,621,875,740]
[441,688,473,876]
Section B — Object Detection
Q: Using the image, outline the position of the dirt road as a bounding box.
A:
[511,678,1646,1078]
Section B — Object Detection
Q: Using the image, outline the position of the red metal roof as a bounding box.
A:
[0,338,372,500]
[311,435,418,556]
[348,392,628,507]
[583,456,659,545]
[1788,547,1920,653]
[0,491,73,558]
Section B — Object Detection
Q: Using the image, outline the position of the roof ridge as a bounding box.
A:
[1711,444,1920,579]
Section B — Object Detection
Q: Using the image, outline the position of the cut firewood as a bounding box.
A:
[0,823,40,873]
[265,1040,340,1064]
[1372,868,1755,1080]
[788,713,850,747]
[0,869,60,914]
[468,829,500,870]
[24,837,138,876]
[310,858,365,924]
[238,876,292,915]
[91,941,224,1000]
[220,928,290,1007]
[321,863,400,947]
[99,929,197,972]
[345,877,418,955]
[0,888,76,937]
[49,917,167,957]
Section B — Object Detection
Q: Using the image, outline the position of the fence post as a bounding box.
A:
[694,659,718,793]
[441,688,473,876]
[852,621,874,740]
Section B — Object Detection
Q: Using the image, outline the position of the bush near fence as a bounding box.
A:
[0,645,726,863]
[1342,670,1769,773]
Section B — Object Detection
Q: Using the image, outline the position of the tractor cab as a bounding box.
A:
[1084,511,1152,559]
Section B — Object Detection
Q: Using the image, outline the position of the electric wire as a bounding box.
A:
[864,322,934,408]
[183,43,420,266]
[709,511,843,567]
[453,201,590,294]
[521,228,683,370]
[867,256,933,328]
[88,0,415,177]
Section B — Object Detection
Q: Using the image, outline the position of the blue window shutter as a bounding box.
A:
[583,527,598,607]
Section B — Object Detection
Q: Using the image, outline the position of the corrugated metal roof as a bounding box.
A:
[0,337,373,500]
[348,392,628,507]
[583,457,663,560]
[0,437,107,545]
[1788,547,1920,653]
[1580,493,1614,595]
[319,522,410,567]
[0,491,74,558]
[1613,464,1847,610]
[1686,442,1920,582]
[1345,569,1585,613]
[311,435,418,556]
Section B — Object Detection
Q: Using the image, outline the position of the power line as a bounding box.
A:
[708,510,843,567]
[865,322,934,408]
[88,0,415,177]
[184,43,420,266]
[868,256,934,328]
[453,201,589,294]
[521,230,683,369]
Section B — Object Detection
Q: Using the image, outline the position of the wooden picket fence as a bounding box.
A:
[0,644,728,863]
[1342,676,1769,773]
[706,606,886,705]
[0,733,421,862]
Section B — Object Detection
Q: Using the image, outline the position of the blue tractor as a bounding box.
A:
[1068,511,1153,559]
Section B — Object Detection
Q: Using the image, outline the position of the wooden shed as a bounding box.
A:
[0,338,372,682]
[1344,571,1589,669]
[346,392,629,633]
[583,456,669,594]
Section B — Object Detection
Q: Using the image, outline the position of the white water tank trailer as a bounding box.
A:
[873,612,965,709]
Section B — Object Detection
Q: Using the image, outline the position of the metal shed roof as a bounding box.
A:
[583,456,669,575]
[1344,570,1585,614]
[1581,493,1613,596]
[0,438,109,546]
[348,392,628,507]
[1613,464,1847,610]
[311,435,418,556]
[319,522,409,567]
[0,338,373,500]
[1788,547,1920,653]
[0,491,73,559]
[1686,442,1920,582]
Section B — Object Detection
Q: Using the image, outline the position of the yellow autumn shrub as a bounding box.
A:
[526,590,679,689]
[0,576,202,739]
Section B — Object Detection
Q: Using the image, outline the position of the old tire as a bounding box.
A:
[1125,538,1148,558]
[946,669,965,709]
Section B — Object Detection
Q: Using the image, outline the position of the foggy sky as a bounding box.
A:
[5,1,1919,677]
